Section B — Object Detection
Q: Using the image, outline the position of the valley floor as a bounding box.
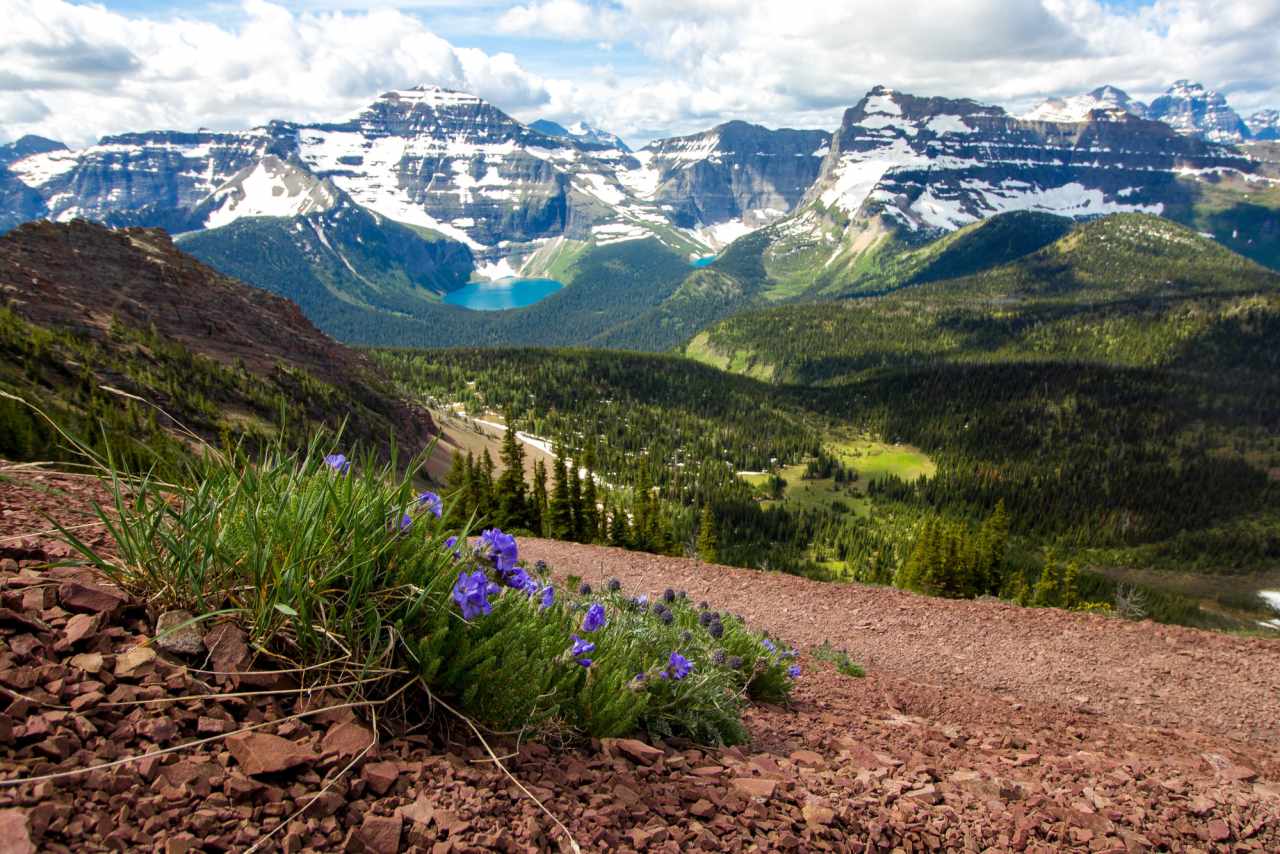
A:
[0,468,1277,852]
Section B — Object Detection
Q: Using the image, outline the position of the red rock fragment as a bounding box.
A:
[353,813,403,853]
[605,737,664,766]
[321,721,376,759]
[731,777,777,799]
[0,808,36,854]
[225,732,317,776]
[57,580,127,614]
[361,761,400,795]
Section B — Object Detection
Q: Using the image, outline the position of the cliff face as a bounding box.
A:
[800,85,1254,233]
[636,121,831,230]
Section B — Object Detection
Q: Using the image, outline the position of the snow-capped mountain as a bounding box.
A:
[3,87,714,264]
[789,85,1256,240]
[529,119,631,152]
[1021,85,1149,123]
[624,121,831,248]
[0,135,67,168]
[3,80,1274,287]
[1148,80,1250,144]
[1247,110,1280,142]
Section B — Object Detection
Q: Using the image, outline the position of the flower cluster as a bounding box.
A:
[452,570,499,621]
[417,490,443,518]
[660,652,693,681]
[569,634,595,668]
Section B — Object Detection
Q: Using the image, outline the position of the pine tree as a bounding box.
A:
[609,501,630,547]
[442,450,469,525]
[474,449,496,521]
[462,452,481,521]
[495,415,529,530]
[1033,549,1063,607]
[568,459,584,542]
[977,499,1010,593]
[548,452,575,541]
[696,504,718,563]
[1061,561,1080,610]
[631,488,650,551]
[530,458,548,536]
[579,447,599,543]
[598,494,610,543]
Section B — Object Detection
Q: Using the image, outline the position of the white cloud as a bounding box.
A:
[0,0,1276,149]
[0,0,551,145]
[498,0,624,40]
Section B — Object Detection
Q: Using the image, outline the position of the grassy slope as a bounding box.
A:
[690,214,1280,383]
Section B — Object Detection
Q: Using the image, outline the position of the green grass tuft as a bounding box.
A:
[59,438,795,745]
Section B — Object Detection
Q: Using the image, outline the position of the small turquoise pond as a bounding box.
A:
[443,278,564,311]
[691,255,717,268]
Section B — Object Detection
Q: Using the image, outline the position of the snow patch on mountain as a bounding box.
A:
[7,148,80,187]
[1021,86,1149,123]
[204,157,337,229]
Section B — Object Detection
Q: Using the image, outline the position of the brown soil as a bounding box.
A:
[1,471,1277,852]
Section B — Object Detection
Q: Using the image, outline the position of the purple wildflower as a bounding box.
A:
[539,585,555,610]
[452,570,496,621]
[581,603,606,633]
[666,652,692,681]
[479,528,518,573]
[787,664,801,679]
[569,634,596,658]
[712,649,727,665]
[762,638,777,654]
[662,588,675,603]
[578,581,593,595]
[443,536,461,559]
[392,513,412,533]
[607,578,622,592]
[708,621,724,640]
[417,490,443,518]
[503,565,532,591]
[727,655,744,671]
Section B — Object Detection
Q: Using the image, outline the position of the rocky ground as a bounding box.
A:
[1,468,1277,852]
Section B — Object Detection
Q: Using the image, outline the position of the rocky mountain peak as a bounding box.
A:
[1148,80,1249,143]
[0,135,68,168]
[1021,85,1149,123]
[1246,109,1280,141]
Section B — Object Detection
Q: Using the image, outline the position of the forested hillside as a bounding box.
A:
[370,214,1280,631]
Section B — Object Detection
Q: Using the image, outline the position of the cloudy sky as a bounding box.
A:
[2,0,1277,148]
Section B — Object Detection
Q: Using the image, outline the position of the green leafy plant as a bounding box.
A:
[813,641,866,678]
[58,438,794,745]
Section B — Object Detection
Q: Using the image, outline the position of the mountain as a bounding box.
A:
[0,219,436,466]
[1247,110,1280,141]
[1148,80,1250,144]
[1020,85,1149,122]
[688,213,1280,384]
[589,84,1275,351]
[177,196,475,334]
[530,118,631,151]
[0,134,67,168]
[1,86,703,262]
[626,121,831,248]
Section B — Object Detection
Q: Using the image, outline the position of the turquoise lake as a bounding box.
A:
[442,278,564,311]
[691,255,717,268]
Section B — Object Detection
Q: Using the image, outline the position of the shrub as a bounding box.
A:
[60,439,794,745]
[813,641,866,678]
